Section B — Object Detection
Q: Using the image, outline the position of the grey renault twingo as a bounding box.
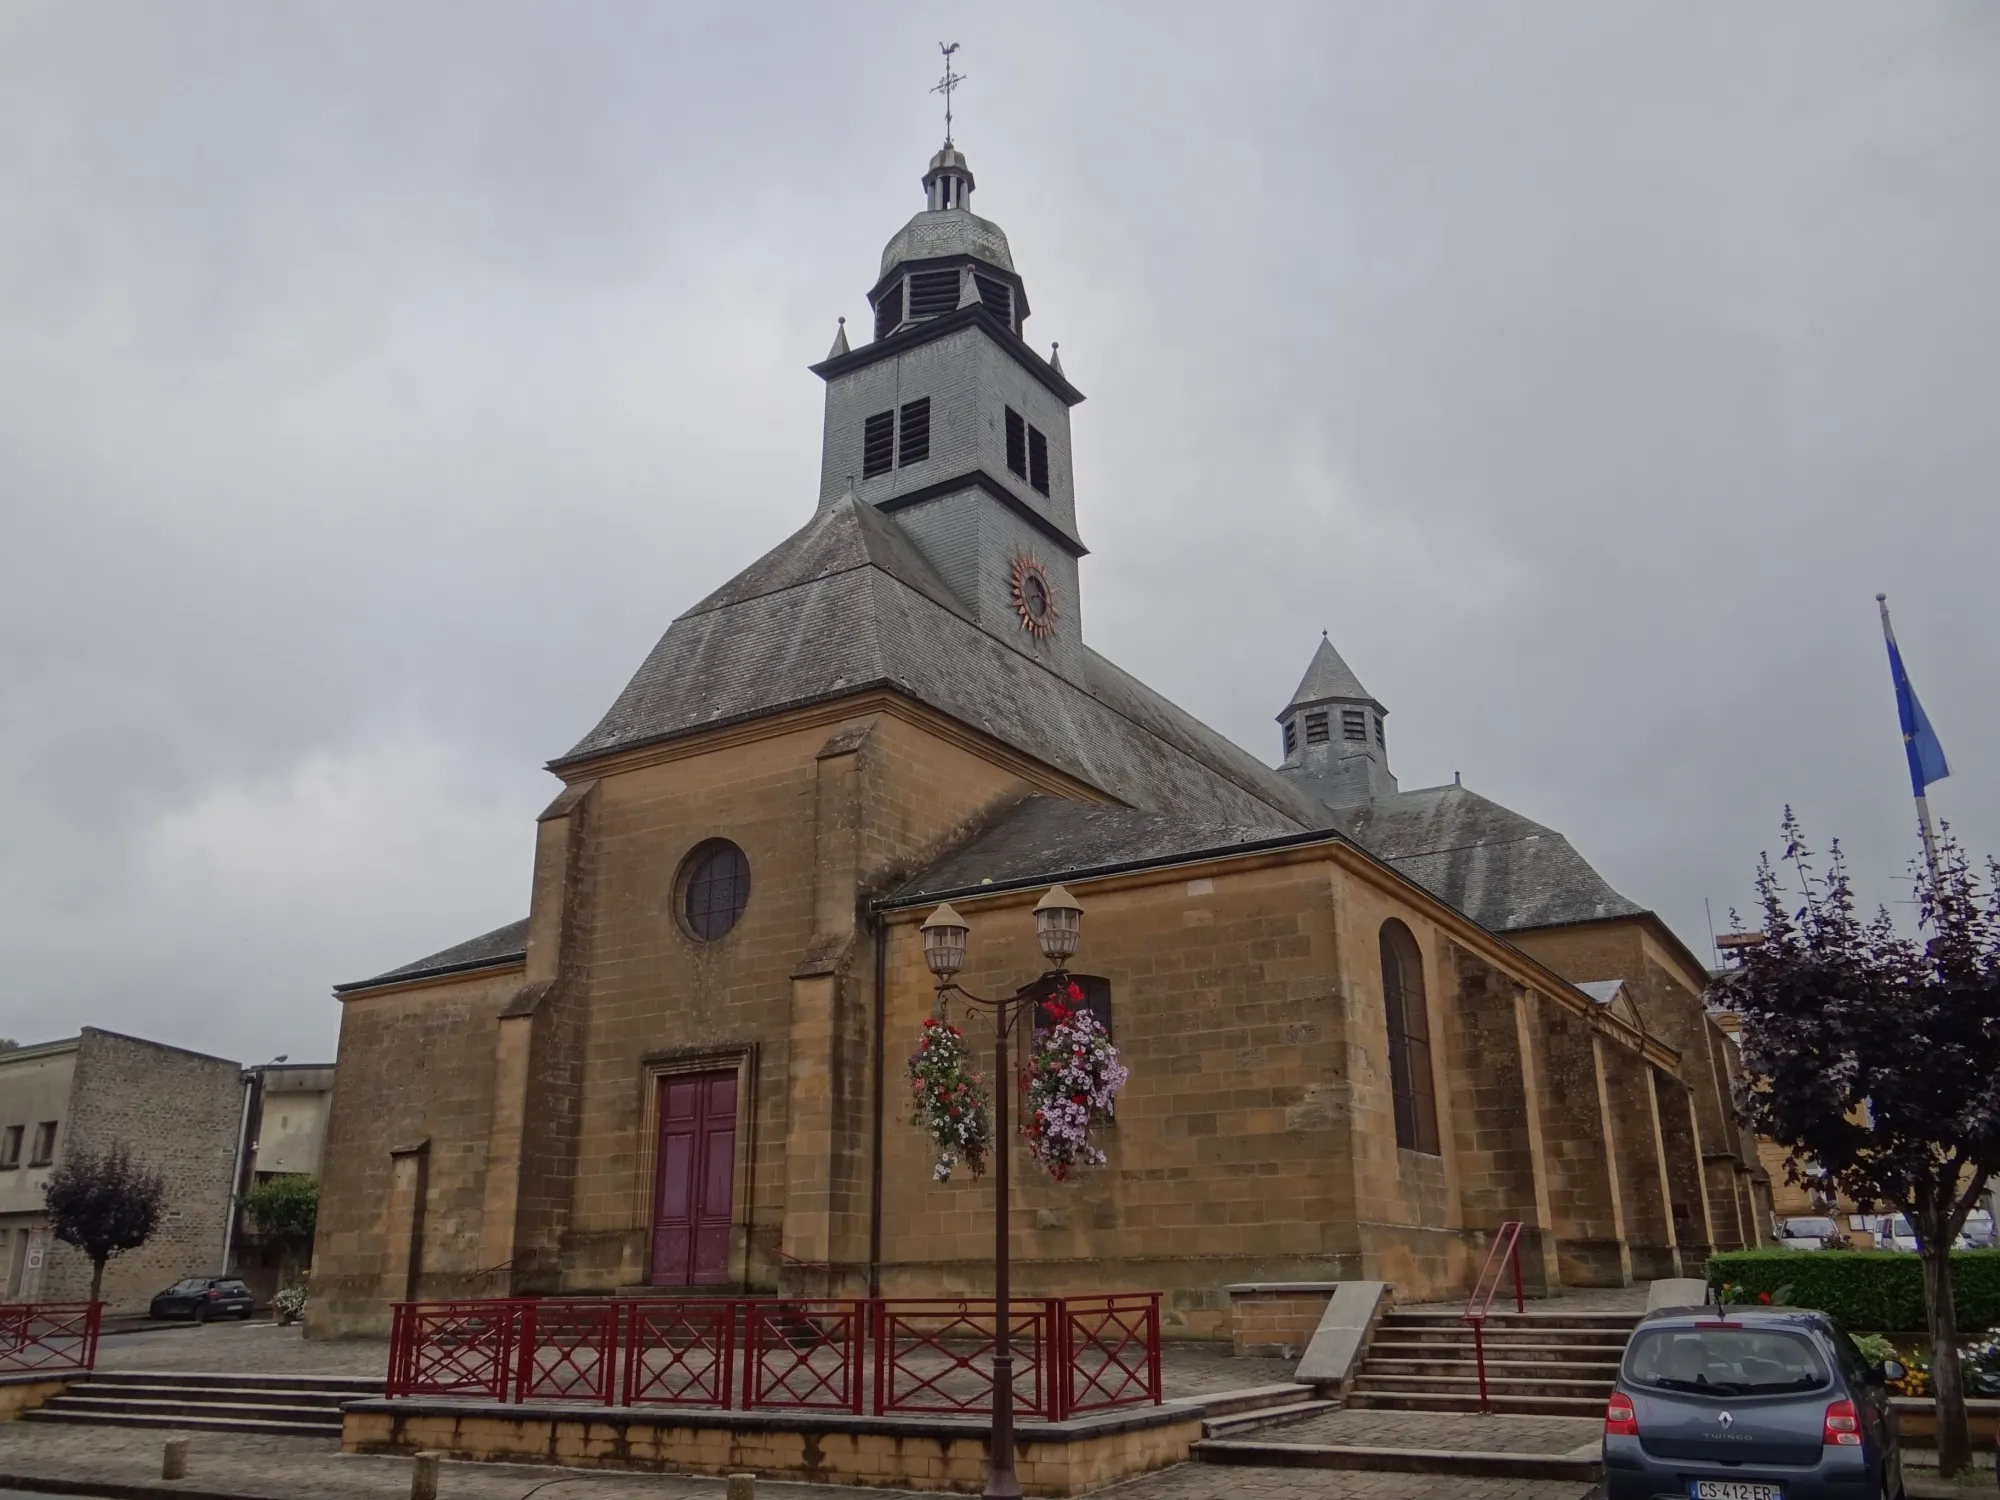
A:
[1603,1307,1905,1500]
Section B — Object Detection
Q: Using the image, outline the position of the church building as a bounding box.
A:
[308,142,1770,1339]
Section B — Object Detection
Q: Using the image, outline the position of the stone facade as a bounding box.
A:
[307,141,1768,1340]
[27,1030,244,1312]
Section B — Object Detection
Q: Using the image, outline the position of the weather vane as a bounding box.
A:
[932,42,966,148]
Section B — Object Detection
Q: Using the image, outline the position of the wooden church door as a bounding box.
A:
[649,1069,737,1286]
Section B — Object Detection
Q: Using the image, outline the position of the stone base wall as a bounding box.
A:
[342,1403,1201,1496]
[1224,1283,1337,1357]
[0,1376,68,1420]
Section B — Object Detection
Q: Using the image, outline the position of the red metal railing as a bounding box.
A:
[0,1302,101,1376]
[387,1294,1162,1418]
[1462,1220,1526,1413]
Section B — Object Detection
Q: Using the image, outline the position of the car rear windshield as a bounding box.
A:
[1627,1326,1831,1397]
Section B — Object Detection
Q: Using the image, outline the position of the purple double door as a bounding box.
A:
[649,1069,736,1286]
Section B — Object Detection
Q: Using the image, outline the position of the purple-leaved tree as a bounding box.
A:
[41,1145,166,1306]
[1715,811,2000,1476]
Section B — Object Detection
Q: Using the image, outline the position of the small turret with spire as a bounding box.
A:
[1274,633,1397,809]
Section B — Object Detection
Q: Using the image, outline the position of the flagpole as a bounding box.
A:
[1877,592,1942,883]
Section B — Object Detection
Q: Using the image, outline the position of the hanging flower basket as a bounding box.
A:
[1022,981,1128,1182]
[908,1016,992,1182]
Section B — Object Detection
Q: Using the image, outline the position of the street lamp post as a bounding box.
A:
[920,885,1084,1500]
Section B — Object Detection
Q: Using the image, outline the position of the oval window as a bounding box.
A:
[679,840,751,941]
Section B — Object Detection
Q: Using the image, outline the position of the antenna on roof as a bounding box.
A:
[932,42,966,147]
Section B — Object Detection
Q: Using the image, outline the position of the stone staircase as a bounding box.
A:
[24,1371,381,1436]
[1345,1308,1638,1415]
[1196,1382,1339,1438]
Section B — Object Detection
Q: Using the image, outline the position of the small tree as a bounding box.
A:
[240,1174,318,1283]
[1716,812,2000,1477]
[42,1146,167,1305]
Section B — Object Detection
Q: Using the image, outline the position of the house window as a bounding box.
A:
[1342,708,1367,741]
[907,268,960,320]
[0,1127,20,1170]
[1380,920,1440,1155]
[679,840,752,942]
[898,398,930,466]
[1037,975,1113,1041]
[862,411,895,478]
[1283,721,1297,755]
[1005,408,1027,478]
[1028,427,1050,495]
[27,1123,55,1168]
[1305,712,1329,745]
[873,280,904,341]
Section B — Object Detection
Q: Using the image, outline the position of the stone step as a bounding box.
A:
[1363,1357,1621,1380]
[37,1394,343,1427]
[1360,1344,1624,1368]
[1196,1383,1317,1419]
[1344,1384,1608,1408]
[1382,1311,1640,1330]
[79,1370,382,1395]
[1201,1399,1339,1438]
[1345,1390,1608,1416]
[1193,1436,1601,1483]
[58,1381,363,1408]
[23,1407,337,1438]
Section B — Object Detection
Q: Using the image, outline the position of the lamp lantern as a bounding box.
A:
[1032,884,1083,966]
[921,902,970,980]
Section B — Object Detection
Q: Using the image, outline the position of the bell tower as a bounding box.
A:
[809,137,1088,675]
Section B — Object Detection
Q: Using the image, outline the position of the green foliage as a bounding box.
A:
[240,1174,317,1250]
[1707,1249,2000,1332]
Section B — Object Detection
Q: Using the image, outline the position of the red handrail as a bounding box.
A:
[1461,1221,1525,1413]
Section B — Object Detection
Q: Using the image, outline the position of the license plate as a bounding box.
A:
[1690,1484,1782,1500]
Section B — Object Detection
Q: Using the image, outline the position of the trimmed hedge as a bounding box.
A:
[1707,1249,2000,1333]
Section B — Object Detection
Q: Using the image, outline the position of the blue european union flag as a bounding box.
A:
[1887,636,1950,796]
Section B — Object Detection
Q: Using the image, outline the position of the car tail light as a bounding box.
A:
[205,1289,219,1300]
[1823,1398,1861,1446]
[1605,1392,1639,1436]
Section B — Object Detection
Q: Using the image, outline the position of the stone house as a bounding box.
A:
[0,1029,244,1313]
[309,143,1771,1340]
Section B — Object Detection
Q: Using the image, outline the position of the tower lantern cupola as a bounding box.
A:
[1274,633,1398,810]
[925,146,975,211]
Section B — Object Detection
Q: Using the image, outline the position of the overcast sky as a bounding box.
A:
[2,2,1994,1064]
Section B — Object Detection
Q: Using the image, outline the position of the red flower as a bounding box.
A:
[1757,1292,1772,1305]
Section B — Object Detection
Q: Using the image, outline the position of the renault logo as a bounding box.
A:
[1718,1412,1734,1428]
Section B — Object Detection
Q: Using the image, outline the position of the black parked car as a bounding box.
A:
[148,1276,256,1321]
[1604,1306,1905,1500]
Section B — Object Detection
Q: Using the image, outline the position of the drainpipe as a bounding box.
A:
[867,911,887,1299]
[219,1069,257,1274]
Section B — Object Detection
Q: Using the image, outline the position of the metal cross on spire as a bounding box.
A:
[932,42,966,147]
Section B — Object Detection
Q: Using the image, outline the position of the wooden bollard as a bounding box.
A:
[727,1472,757,1500]
[161,1437,188,1479]
[411,1450,440,1500]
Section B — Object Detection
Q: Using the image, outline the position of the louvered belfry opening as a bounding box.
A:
[862,411,895,477]
[1005,408,1027,478]
[907,268,960,321]
[975,273,1014,331]
[1027,427,1050,495]
[898,398,930,466]
[1305,711,1330,745]
[1342,708,1368,741]
[872,280,903,341]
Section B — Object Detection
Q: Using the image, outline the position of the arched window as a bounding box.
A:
[1379,920,1440,1155]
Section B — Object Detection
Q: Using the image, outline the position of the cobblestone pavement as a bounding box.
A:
[1254,1410,1600,1456]
[0,1425,1599,1500]
[90,1324,1298,1399]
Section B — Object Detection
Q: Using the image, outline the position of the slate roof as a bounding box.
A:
[1286,634,1378,709]
[891,797,1312,902]
[879,207,1015,280]
[338,918,529,992]
[555,492,1325,832]
[1327,784,1646,933]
